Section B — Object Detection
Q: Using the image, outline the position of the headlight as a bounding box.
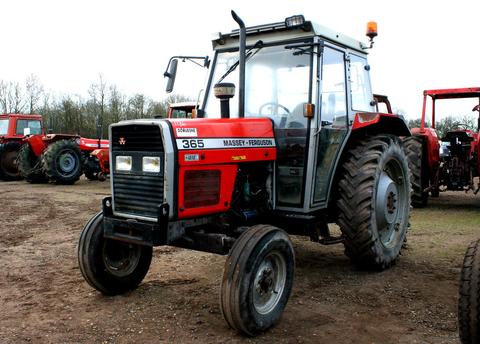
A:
[142,156,160,173]
[116,156,132,171]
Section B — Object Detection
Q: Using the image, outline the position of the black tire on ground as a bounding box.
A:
[41,139,83,184]
[77,212,153,295]
[220,224,295,336]
[431,186,440,197]
[17,143,47,183]
[403,136,428,207]
[336,134,411,270]
[0,141,22,180]
[458,239,480,344]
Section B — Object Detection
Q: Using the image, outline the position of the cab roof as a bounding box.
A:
[212,16,367,54]
[424,87,480,99]
[0,113,43,119]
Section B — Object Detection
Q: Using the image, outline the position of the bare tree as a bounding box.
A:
[89,74,107,139]
[25,74,44,114]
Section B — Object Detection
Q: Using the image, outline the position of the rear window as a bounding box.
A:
[16,119,42,135]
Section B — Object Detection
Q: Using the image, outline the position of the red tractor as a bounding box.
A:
[0,113,109,184]
[0,113,44,180]
[405,88,480,207]
[78,13,412,335]
[18,133,109,184]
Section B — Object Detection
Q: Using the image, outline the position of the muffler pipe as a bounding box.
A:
[231,10,246,118]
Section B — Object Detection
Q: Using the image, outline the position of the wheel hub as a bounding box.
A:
[103,240,141,278]
[58,152,76,173]
[253,252,286,315]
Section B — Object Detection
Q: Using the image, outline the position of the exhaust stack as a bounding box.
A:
[231,10,246,118]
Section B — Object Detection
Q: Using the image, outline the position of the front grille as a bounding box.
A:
[112,125,163,152]
[113,172,164,218]
[111,123,165,219]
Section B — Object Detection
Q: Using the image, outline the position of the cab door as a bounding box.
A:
[311,45,349,205]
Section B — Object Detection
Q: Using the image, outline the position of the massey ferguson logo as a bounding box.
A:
[119,137,126,145]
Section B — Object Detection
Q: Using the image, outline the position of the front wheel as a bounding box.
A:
[220,224,295,336]
[77,212,152,295]
[336,135,411,270]
[458,239,480,344]
[0,142,22,180]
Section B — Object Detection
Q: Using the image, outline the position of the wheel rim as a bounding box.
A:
[253,251,287,315]
[375,158,408,248]
[57,150,78,176]
[102,240,141,278]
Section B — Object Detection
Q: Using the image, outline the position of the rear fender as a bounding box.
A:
[42,134,79,143]
[352,113,411,137]
[24,135,47,156]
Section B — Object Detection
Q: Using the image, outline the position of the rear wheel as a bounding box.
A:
[220,224,294,336]
[0,142,22,180]
[77,212,153,295]
[403,136,428,207]
[17,143,46,183]
[459,239,480,344]
[337,135,411,270]
[41,139,83,184]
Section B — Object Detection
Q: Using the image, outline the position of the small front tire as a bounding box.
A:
[78,212,153,295]
[220,224,295,336]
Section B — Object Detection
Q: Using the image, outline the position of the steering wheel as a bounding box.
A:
[454,123,470,130]
[259,102,290,128]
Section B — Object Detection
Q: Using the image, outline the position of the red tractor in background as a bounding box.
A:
[0,113,44,180]
[405,87,480,207]
[0,113,109,184]
[167,101,198,119]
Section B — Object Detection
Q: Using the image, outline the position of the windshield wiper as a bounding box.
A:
[285,42,321,56]
[216,40,263,84]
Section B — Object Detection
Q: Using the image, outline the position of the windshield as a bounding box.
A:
[204,43,311,127]
[0,119,8,135]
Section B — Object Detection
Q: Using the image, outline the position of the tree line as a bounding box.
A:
[0,75,191,139]
[407,115,479,139]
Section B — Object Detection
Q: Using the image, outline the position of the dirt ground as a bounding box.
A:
[1,178,480,343]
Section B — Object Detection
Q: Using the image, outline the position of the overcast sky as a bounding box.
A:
[2,0,479,120]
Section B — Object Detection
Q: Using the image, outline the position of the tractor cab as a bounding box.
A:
[184,15,384,210]
[0,114,43,138]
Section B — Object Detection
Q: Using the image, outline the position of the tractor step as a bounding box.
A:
[318,236,344,245]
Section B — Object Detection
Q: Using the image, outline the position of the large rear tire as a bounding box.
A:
[336,135,411,270]
[220,224,295,336]
[403,136,428,207]
[78,212,153,295]
[17,143,47,183]
[458,239,480,344]
[0,141,22,180]
[41,139,83,184]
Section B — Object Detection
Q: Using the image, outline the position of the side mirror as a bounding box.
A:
[164,59,178,93]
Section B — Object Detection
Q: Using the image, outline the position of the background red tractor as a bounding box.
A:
[0,113,109,184]
[0,113,43,180]
[405,87,480,207]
